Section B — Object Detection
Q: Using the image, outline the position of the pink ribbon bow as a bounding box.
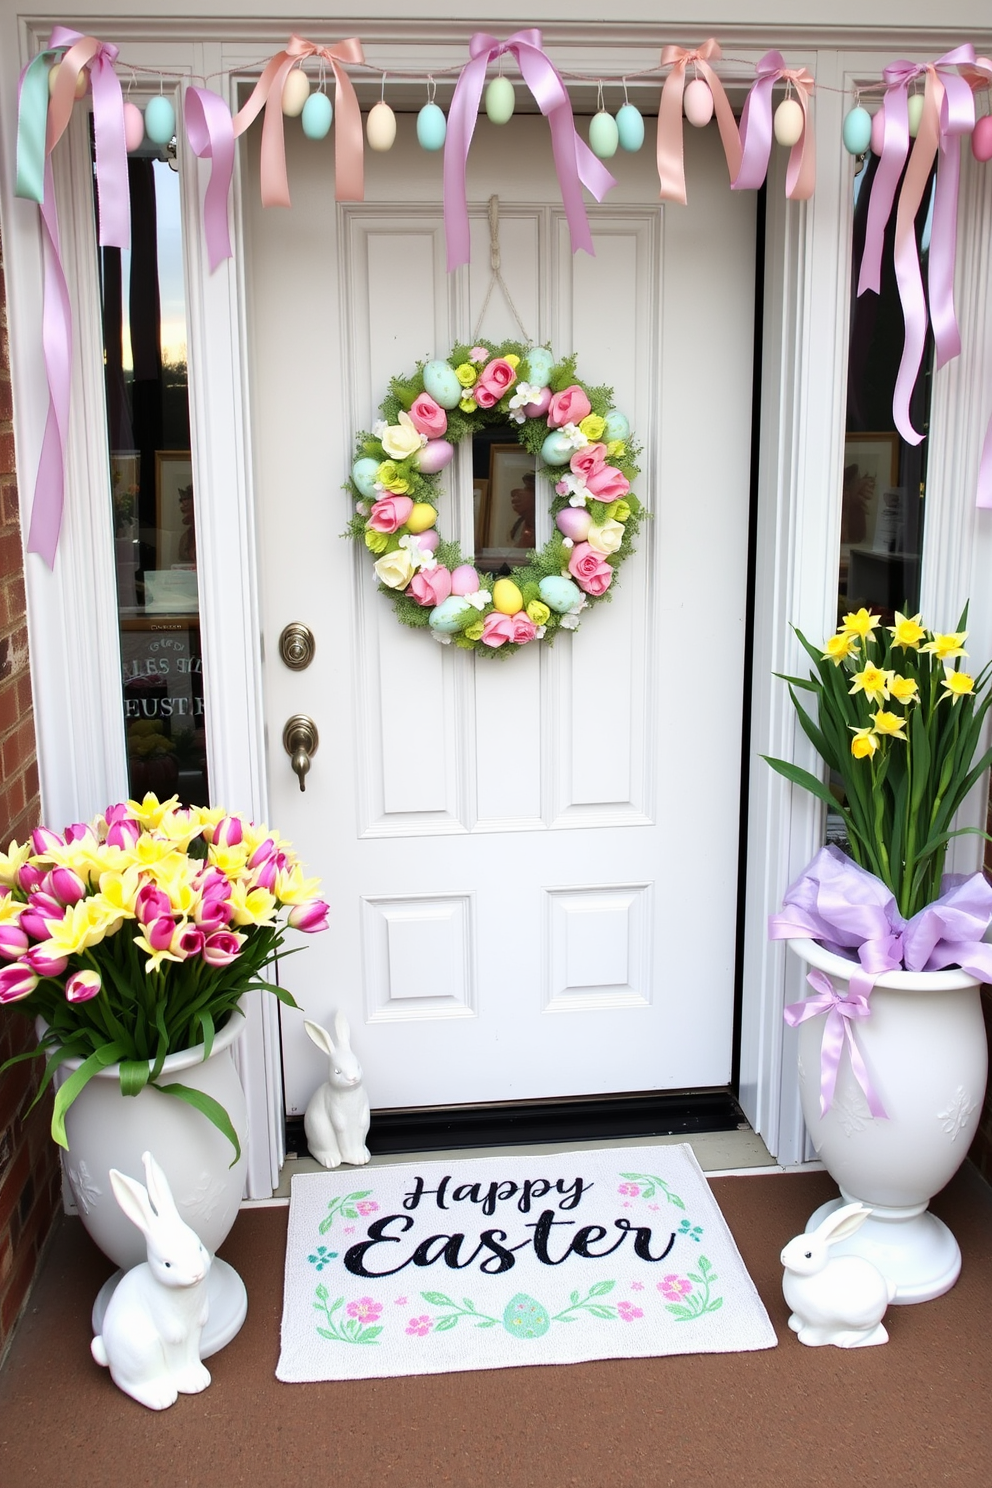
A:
[656,40,742,204]
[443,30,616,272]
[784,968,887,1119]
[733,51,816,200]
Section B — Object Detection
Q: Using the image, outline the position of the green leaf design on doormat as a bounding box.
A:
[313,1286,384,1344]
[551,1280,618,1323]
[317,1190,376,1235]
[661,1256,724,1321]
[419,1292,499,1331]
[618,1171,686,1210]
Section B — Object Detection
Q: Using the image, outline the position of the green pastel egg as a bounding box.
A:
[616,103,645,152]
[589,110,619,160]
[603,410,630,443]
[525,347,554,386]
[428,596,473,634]
[502,1293,550,1339]
[485,76,515,125]
[422,359,463,409]
[541,431,574,466]
[352,457,381,497]
[539,575,582,613]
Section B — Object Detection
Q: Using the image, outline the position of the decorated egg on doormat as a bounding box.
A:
[502,1294,550,1339]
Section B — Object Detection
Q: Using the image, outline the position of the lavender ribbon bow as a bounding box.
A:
[784,968,887,1118]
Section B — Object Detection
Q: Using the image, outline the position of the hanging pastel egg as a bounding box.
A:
[144,95,177,146]
[351,457,381,498]
[428,596,473,634]
[541,431,575,466]
[123,101,145,153]
[870,109,885,156]
[502,1294,551,1339]
[538,575,582,614]
[301,91,333,140]
[485,76,515,125]
[683,78,714,128]
[450,565,480,596]
[523,386,552,418]
[907,93,925,139]
[615,102,645,152]
[367,101,397,151]
[413,439,454,474]
[603,409,630,443]
[282,68,310,118]
[773,98,804,148]
[422,359,463,410]
[525,347,555,386]
[493,578,523,615]
[973,115,992,162]
[406,503,438,534]
[417,101,447,151]
[589,110,619,160]
[556,507,592,543]
[49,65,88,99]
[842,106,872,156]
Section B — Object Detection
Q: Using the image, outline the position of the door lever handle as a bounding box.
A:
[283,715,319,792]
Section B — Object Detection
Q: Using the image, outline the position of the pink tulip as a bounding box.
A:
[368,495,414,533]
[212,814,244,848]
[408,393,448,439]
[20,910,54,941]
[31,826,62,855]
[547,385,592,429]
[49,866,87,906]
[0,963,39,1003]
[65,821,97,843]
[288,899,330,933]
[584,464,630,502]
[107,818,140,850]
[16,864,43,894]
[25,946,68,977]
[27,891,63,920]
[146,915,177,951]
[176,926,205,958]
[480,612,518,648]
[136,884,172,923]
[252,857,279,892]
[202,931,243,968]
[195,895,232,932]
[407,565,453,608]
[0,924,29,960]
[473,358,517,409]
[104,803,131,823]
[247,838,277,869]
[65,969,101,1003]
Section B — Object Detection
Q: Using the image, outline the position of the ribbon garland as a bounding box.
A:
[443,30,616,272]
[656,40,743,204]
[734,50,816,199]
[783,968,887,1118]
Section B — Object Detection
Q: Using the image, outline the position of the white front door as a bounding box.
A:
[242,113,755,1118]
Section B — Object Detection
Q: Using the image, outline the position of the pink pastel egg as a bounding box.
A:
[683,78,714,128]
[523,386,552,417]
[414,439,454,474]
[416,529,439,553]
[870,108,885,156]
[123,101,145,153]
[556,507,592,542]
[450,564,480,595]
[973,115,992,163]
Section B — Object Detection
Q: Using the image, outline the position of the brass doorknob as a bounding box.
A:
[283,715,319,792]
[279,623,315,671]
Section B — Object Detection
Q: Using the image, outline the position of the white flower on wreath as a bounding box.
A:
[560,597,589,630]
[380,411,427,460]
[464,589,492,611]
[398,534,437,570]
[507,382,542,424]
[555,471,588,506]
[558,421,588,452]
[431,630,453,645]
[372,420,389,439]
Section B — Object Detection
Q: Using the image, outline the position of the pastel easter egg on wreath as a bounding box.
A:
[588,110,619,160]
[773,97,804,148]
[907,93,925,139]
[123,101,145,153]
[541,430,575,467]
[301,91,333,140]
[415,529,440,555]
[351,457,381,498]
[282,67,310,118]
[414,439,455,474]
[450,565,480,596]
[417,101,447,151]
[603,409,630,443]
[842,106,872,156]
[525,347,555,386]
[538,575,582,614]
[683,79,714,128]
[556,507,592,543]
[523,386,552,418]
[406,503,438,535]
[422,360,463,410]
[428,596,473,634]
[485,76,515,125]
[367,101,397,152]
[615,102,645,152]
[973,114,992,163]
[493,578,523,616]
[144,94,177,146]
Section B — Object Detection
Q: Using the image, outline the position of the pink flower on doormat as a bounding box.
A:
[617,1301,644,1322]
[346,1297,383,1322]
[394,1297,408,1306]
[630,1281,644,1291]
[406,1315,433,1337]
[356,1200,380,1216]
[659,1275,692,1302]
[617,1182,640,1197]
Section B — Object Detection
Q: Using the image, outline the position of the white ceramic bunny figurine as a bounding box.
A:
[304,1012,371,1168]
[781,1201,897,1348]
[91,1151,212,1409]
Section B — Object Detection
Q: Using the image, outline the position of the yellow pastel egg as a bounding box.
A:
[406,503,437,534]
[493,578,523,616]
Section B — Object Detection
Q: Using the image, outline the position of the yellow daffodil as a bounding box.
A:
[131,834,183,873]
[840,607,881,640]
[822,632,859,666]
[96,866,141,918]
[849,663,893,704]
[128,793,181,830]
[889,675,919,705]
[273,865,323,905]
[227,882,278,928]
[849,727,879,759]
[923,630,969,661]
[941,671,975,703]
[888,611,926,649]
[208,843,250,879]
[39,901,107,958]
[0,840,31,886]
[871,709,908,740]
[242,823,292,859]
[133,930,186,974]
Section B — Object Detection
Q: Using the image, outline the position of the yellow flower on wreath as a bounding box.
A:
[849,663,892,704]
[849,726,879,759]
[840,607,881,640]
[375,461,412,495]
[454,363,478,387]
[459,396,478,414]
[941,671,975,704]
[889,611,926,649]
[578,414,605,441]
[871,709,908,740]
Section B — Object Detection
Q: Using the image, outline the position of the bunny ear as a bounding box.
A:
[332,1009,352,1050]
[813,1201,874,1246]
[109,1167,156,1237]
[304,1019,335,1057]
[141,1151,180,1222]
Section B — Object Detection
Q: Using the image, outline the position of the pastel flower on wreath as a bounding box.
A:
[365,529,389,555]
[372,420,389,439]
[504,353,521,368]
[469,346,489,363]
[510,613,538,645]
[0,962,39,1003]
[406,1315,433,1336]
[547,384,592,429]
[397,534,437,571]
[408,565,453,608]
[941,670,975,704]
[889,610,927,649]
[463,620,486,642]
[508,382,543,424]
[890,675,919,706]
[374,462,412,496]
[849,726,879,760]
[570,442,607,481]
[473,358,518,409]
[408,393,448,439]
[526,600,551,627]
[924,630,969,661]
[586,519,625,557]
[617,1301,644,1322]
[560,537,574,550]
[822,632,859,666]
[585,464,631,502]
[848,662,892,705]
[556,421,589,453]
[606,439,627,460]
[346,1297,383,1323]
[871,709,908,741]
[480,612,518,648]
[578,413,606,441]
[840,607,881,640]
[455,362,478,387]
[659,1275,692,1301]
[369,494,414,533]
[374,548,417,591]
[559,597,589,630]
[431,630,453,645]
[380,410,426,460]
[555,471,587,503]
[464,589,493,611]
[568,542,614,597]
[459,396,478,414]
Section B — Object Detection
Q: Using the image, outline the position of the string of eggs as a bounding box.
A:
[841,93,992,163]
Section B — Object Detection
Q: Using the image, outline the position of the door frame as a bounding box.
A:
[3,15,991,1190]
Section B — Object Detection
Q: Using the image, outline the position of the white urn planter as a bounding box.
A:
[53,1007,250,1356]
[789,937,988,1303]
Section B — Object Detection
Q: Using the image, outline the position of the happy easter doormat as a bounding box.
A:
[276,1143,776,1381]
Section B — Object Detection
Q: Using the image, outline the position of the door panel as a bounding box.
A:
[243,117,755,1115]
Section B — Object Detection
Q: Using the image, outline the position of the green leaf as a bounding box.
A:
[588,1280,615,1297]
[762,756,844,814]
[154,1080,242,1166]
[421,1291,455,1307]
[587,1306,616,1319]
[50,1042,127,1148]
[435,1314,460,1332]
[359,1325,383,1343]
[119,1057,151,1098]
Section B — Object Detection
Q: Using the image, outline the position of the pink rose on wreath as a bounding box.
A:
[659,1275,692,1302]
[408,393,448,439]
[406,1315,433,1336]
[346,1297,383,1322]
[570,443,607,480]
[568,542,614,597]
[369,494,414,533]
[585,464,630,502]
[617,1301,644,1322]
[547,384,592,428]
[481,611,539,648]
[473,358,518,409]
[407,565,453,607]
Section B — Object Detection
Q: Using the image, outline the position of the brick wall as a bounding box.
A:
[0,226,61,1362]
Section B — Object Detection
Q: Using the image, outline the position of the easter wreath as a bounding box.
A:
[345,341,643,655]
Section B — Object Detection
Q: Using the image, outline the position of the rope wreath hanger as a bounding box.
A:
[345,340,644,655]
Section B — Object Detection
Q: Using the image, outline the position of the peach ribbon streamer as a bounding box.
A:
[233,34,365,206]
[656,40,742,205]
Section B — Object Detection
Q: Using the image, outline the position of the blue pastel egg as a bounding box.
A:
[351,457,380,498]
[842,106,872,156]
[603,410,630,443]
[525,347,555,386]
[417,102,447,151]
[422,359,463,410]
[539,575,582,614]
[144,95,176,146]
[541,431,574,467]
[429,596,473,634]
[302,92,333,140]
[616,103,645,152]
